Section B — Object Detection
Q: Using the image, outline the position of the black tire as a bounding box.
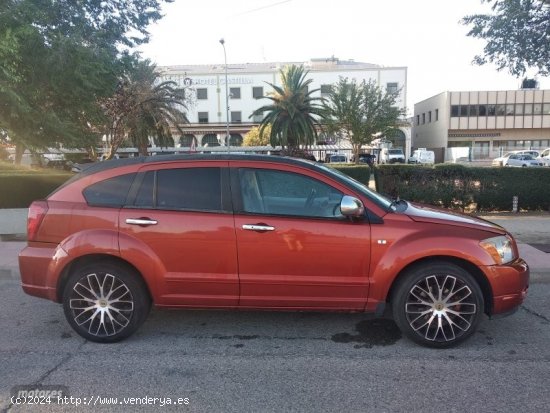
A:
[62,262,151,343]
[392,262,484,348]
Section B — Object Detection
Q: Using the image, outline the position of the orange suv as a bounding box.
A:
[19,155,529,347]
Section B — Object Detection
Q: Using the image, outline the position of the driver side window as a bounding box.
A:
[238,168,343,218]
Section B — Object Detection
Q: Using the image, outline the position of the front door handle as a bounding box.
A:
[126,218,158,226]
[242,224,275,232]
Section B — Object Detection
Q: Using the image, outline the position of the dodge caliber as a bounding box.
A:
[19,155,529,347]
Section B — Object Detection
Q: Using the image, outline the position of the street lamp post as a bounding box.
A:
[219,38,230,152]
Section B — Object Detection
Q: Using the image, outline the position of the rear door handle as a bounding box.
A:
[242,224,275,232]
[126,218,158,226]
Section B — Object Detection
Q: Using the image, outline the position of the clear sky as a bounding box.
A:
[138,0,550,115]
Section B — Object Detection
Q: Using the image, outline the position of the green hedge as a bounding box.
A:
[0,173,72,208]
[332,165,371,186]
[375,164,550,212]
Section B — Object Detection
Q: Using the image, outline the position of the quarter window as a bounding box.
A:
[83,173,136,207]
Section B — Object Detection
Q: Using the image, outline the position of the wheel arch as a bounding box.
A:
[385,255,493,315]
[56,254,152,304]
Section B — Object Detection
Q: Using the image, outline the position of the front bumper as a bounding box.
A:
[482,258,529,316]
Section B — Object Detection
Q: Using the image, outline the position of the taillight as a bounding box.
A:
[27,201,49,242]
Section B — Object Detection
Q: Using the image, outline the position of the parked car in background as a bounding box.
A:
[19,154,529,348]
[380,148,405,164]
[536,148,550,166]
[503,154,544,167]
[408,148,435,165]
[492,150,540,167]
[324,153,348,163]
[351,153,376,166]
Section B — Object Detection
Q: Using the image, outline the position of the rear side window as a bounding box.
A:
[83,173,136,207]
[156,168,222,211]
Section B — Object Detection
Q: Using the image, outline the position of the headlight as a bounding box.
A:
[480,235,516,265]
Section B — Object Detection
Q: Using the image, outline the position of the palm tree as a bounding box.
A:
[252,64,325,150]
[103,60,188,157]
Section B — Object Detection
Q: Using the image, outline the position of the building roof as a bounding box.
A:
[160,57,387,75]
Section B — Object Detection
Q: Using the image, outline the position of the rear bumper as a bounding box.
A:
[19,243,67,302]
[483,258,529,316]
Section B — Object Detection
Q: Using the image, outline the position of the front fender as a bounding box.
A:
[368,223,498,305]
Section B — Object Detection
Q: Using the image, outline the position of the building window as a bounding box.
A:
[460,105,468,117]
[505,104,515,116]
[435,109,439,121]
[253,86,263,99]
[478,105,487,116]
[320,84,333,95]
[515,104,524,115]
[253,113,263,123]
[230,87,240,99]
[487,104,496,116]
[416,114,420,125]
[386,82,398,94]
[422,113,425,124]
[496,104,506,116]
[524,103,533,115]
[543,103,550,115]
[231,111,242,123]
[428,111,432,122]
[198,112,208,123]
[196,88,208,100]
[534,103,542,114]
[451,105,459,117]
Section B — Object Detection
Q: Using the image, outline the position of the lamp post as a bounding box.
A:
[219,38,230,151]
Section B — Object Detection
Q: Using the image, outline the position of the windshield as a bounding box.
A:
[389,149,403,154]
[316,163,393,210]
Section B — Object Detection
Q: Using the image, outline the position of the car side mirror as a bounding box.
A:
[340,196,365,217]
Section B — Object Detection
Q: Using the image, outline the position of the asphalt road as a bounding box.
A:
[1,274,549,413]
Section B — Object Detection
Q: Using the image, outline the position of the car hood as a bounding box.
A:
[403,201,506,234]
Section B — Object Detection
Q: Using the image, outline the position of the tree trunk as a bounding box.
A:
[15,142,25,165]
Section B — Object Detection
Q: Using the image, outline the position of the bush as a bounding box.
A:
[375,164,550,212]
[332,165,371,186]
[0,173,72,208]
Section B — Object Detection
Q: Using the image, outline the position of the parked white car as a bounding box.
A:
[492,150,540,167]
[408,148,435,164]
[503,154,544,167]
[536,148,550,166]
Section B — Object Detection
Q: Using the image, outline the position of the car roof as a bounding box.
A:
[73,154,320,179]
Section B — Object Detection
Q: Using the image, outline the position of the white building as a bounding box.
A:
[159,57,409,152]
[413,86,550,162]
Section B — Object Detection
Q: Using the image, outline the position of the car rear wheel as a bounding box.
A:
[392,262,484,348]
[62,262,151,343]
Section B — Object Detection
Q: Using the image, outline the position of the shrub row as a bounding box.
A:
[332,165,371,186]
[0,173,72,208]
[374,164,550,212]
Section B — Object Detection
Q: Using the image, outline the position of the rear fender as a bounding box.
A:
[51,230,165,301]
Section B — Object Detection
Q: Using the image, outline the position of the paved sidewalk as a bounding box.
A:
[1,213,549,281]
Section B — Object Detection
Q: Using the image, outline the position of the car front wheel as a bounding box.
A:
[392,262,484,348]
[62,262,151,343]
